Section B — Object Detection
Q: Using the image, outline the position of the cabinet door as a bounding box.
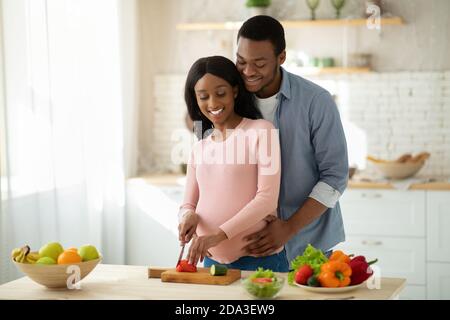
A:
[427,191,450,262]
[125,181,181,266]
[340,189,425,237]
[427,263,450,299]
[335,235,426,285]
[399,285,427,300]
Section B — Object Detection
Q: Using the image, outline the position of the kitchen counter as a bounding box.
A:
[348,180,450,190]
[130,174,450,190]
[0,264,406,300]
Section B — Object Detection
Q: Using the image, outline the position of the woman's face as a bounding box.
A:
[194,73,238,128]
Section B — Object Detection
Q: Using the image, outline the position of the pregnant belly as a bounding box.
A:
[196,219,268,262]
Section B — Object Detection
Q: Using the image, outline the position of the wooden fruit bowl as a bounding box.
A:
[371,161,425,179]
[367,152,429,179]
[13,255,102,289]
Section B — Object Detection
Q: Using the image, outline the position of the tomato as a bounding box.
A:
[295,265,314,285]
[251,277,274,284]
[176,259,197,272]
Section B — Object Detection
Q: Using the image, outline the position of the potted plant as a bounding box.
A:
[245,0,271,17]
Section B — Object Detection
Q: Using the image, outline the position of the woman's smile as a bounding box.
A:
[208,107,225,116]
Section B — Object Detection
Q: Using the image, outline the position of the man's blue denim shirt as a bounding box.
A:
[273,67,349,263]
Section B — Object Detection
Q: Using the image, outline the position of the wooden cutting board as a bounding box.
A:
[159,267,241,285]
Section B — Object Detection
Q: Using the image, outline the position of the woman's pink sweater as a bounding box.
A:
[180,118,282,263]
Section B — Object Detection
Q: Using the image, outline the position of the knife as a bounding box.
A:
[176,244,185,267]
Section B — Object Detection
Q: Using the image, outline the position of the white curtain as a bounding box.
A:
[0,0,138,283]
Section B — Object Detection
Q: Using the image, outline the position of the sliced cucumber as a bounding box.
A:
[210,264,228,276]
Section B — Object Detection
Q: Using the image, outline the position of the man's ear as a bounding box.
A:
[278,50,286,65]
[233,86,238,98]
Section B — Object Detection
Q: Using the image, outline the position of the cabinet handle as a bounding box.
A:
[362,240,383,246]
[361,193,382,199]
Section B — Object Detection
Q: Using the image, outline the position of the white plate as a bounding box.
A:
[294,281,365,293]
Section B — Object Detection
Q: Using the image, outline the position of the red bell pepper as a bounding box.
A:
[176,259,197,272]
[349,255,378,285]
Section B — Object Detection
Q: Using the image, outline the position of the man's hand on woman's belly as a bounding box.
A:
[242,215,293,256]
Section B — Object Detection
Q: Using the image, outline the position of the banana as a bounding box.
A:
[11,245,31,263]
[11,248,22,261]
[20,245,30,263]
[26,252,40,264]
[15,251,25,263]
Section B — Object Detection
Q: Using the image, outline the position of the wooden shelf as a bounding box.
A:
[176,17,404,31]
[289,67,372,75]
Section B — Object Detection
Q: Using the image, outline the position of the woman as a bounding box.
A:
[178,56,289,272]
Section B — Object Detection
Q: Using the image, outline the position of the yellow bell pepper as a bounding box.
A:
[329,250,352,264]
[318,261,352,288]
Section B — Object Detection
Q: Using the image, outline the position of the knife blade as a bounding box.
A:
[176,244,185,267]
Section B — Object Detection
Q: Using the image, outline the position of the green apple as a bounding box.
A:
[36,257,56,265]
[78,245,99,261]
[38,242,64,261]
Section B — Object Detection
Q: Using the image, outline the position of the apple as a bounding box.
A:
[38,242,64,261]
[78,245,99,261]
[36,257,56,265]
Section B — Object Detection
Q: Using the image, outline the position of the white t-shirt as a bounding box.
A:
[256,94,278,124]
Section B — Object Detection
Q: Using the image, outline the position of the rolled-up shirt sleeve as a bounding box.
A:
[309,91,349,196]
[309,181,341,208]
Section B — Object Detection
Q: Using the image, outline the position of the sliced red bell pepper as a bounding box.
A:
[176,259,197,272]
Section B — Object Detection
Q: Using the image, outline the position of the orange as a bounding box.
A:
[67,247,78,253]
[57,250,82,264]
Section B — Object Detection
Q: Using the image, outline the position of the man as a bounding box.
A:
[236,15,349,264]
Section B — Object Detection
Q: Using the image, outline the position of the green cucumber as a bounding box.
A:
[307,275,320,287]
[210,264,228,276]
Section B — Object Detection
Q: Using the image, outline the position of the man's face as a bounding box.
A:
[236,37,285,97]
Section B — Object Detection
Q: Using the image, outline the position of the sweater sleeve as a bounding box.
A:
[219,122,281,239]
[179,147,199,218]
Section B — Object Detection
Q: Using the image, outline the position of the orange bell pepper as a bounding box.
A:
[318,261,352,288]
[329,250,352,264]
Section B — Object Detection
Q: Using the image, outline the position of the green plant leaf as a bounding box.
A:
[245,0,271,8]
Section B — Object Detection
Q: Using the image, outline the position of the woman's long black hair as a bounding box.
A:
[184,56,262,139]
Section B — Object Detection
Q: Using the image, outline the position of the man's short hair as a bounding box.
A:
[237,15,286,55]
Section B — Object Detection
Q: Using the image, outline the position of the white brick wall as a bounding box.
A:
[151,75,189,173]
[150,71,450,177]
[307,71,450,177]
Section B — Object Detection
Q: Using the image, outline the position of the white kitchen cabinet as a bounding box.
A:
[399,285,427,300]
[335,235,426,285]
[339,188,450,299]
[427,263,450,299]
[125,180,181,267]
[339,189,426,237]
[427,191,450,262]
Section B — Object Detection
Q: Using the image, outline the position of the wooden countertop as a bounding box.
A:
[0,264,406,300]
[348,180,450,190]
[129,174,450,190]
